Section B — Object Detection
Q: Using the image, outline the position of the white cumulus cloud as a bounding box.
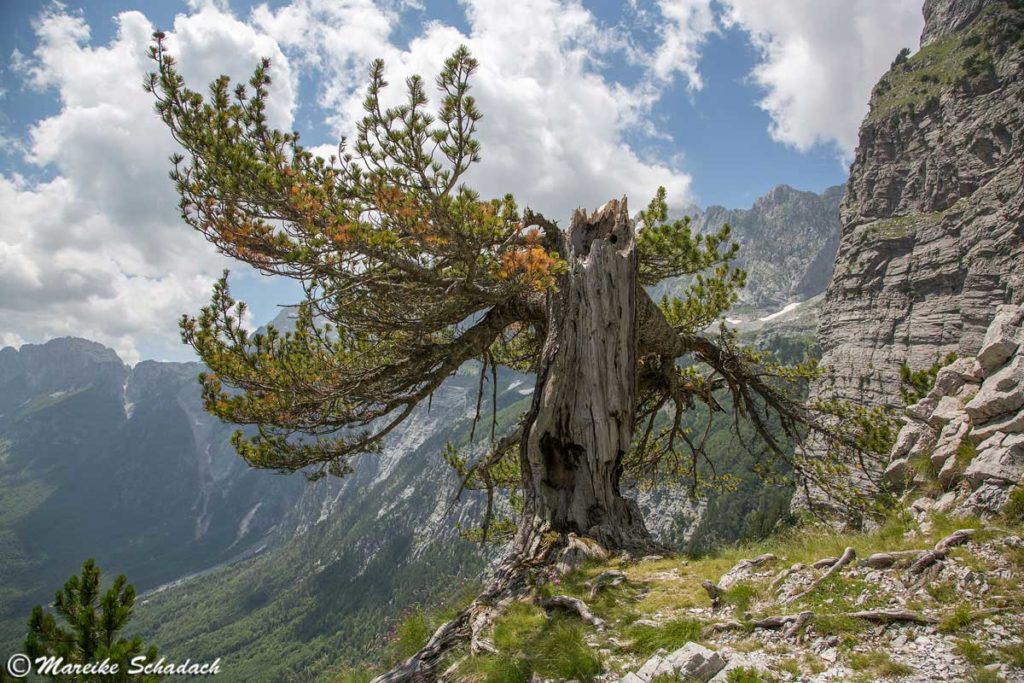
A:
[254,0,698,223]
[722,0,924,156]
[0,4,296,363]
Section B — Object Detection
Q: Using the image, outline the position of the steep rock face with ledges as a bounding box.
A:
[812,0,1024,414]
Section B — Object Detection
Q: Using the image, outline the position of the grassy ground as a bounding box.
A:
[356,505,1024,682]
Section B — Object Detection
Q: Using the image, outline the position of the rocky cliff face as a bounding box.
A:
[660,185,842,312]
[811,0,1024,415]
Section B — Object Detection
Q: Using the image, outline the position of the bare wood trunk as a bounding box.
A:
[372,199,656,683]
[515,198,651,553]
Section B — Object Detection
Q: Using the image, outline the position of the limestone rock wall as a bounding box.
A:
[813,0,1024,413]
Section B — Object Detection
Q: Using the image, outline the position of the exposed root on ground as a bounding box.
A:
[537,595,605,629]
[783,546,855,604]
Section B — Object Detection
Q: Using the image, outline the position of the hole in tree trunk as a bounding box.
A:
[540,434,581,490]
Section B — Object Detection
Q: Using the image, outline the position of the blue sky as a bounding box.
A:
[0,0,924,362]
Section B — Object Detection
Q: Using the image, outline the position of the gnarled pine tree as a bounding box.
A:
[147,36,884,680]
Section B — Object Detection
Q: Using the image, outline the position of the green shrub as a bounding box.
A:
[460,604,601,682]
[899,353,957,404]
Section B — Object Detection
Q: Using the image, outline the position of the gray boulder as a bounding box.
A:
[928,395,967,429]
[663,643,727,682]
[963,432,1024,487]
[966,356,1024,424]
[976,305,1023,375]
[931,415,971,469]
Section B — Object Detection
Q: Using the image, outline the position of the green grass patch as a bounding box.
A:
[926,580,958,604]
[457,603,602,682]
[331,670,374,683]
[390,610,432,661]
[723,584,759,619]
[997,642,1024,668]
[848,649,913,678]
[939,603,975,633]
[968,667,1003,683]
[624,617,703,657]
[955,638,995,666]
[725,667,775,683]
[867,22,993,123]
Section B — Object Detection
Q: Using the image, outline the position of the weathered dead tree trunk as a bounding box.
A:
[515,198,652,554]
[373,199,660,683]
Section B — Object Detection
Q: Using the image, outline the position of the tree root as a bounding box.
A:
[370,530,557,683]
[537,595,605,629]
[713,607,940,635]
[846,609,937,624]
[702,580,724,610]
[935,528,975,553]
[718,553,777,589]
[859,550,928,569]
[907,528,976,576]
[371,527,657,683]
[585,570,627,599]
[783,547,855,605]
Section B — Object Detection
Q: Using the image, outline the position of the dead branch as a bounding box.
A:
[715,607,937,634]
[847,609,938,624]
[783,547,855,604]
[711,611,813,634]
